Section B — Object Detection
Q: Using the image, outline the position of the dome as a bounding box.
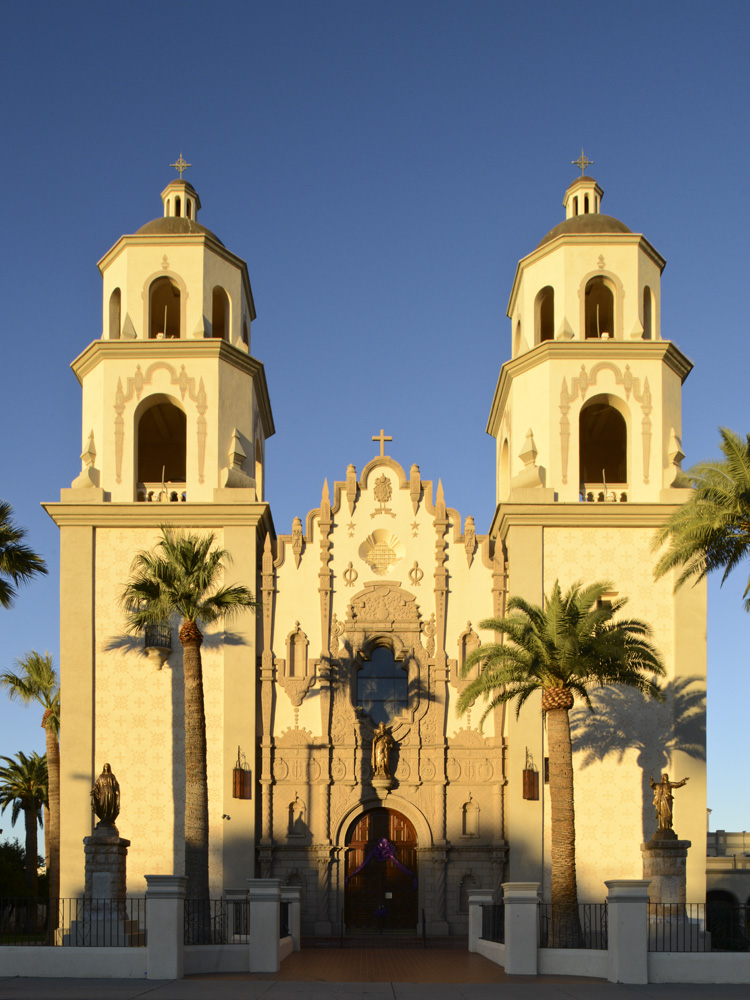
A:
[135,215,224,245]
[536,213,631,249]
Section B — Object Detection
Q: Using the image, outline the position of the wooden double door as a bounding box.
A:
[344,808,418,930]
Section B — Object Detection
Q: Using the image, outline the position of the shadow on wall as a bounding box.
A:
[569,678,705,842]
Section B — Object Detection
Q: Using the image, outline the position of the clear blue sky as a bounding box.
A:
[1,1,748,840]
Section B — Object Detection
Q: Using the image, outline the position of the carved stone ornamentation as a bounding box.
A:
[408,561,424,587]
[346,464,358,514]
[371,474,395,518]
[291,517,304,568]
[343,561,358,587]
[347,583,421,630]
[278,622,315,708]
[463,516,476,567]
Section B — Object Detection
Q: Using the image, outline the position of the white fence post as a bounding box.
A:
[248,878,281,973]
[145,874,186,980]
[467,889,495,953]
[502,881,539,975]
[280,885,302,951]
[605,879,650,984]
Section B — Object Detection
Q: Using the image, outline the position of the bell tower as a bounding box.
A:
[46,164,274,896]
[487,166,706,901]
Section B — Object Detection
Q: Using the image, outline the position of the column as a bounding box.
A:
[502,881,539,975]
[605,879,649,985]
[467,889,494,953]
[145,874,186,980]
[248,878,281,973]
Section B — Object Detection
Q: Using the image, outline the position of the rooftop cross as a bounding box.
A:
[372,428,392,457]
[170,152,191,179]
[572,148,594,176]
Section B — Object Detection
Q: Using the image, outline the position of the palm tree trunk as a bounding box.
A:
[180,621,210,904]
[43,712,60,904]
[24,802,39,897]
[544,695,581,946]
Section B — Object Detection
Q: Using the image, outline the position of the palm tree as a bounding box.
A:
[0,752,47,896]
[457,580,664,941]
[0,500,47,609]
[0,652,60,901]
[654,428,750,609]
[120,527,259,901]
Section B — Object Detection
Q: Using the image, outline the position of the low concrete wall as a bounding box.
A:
[538,948,608,978]
[648,952,750,984]
[183,945,249,975]
[279,935,294,963]
[475,938,504,965]
[0,947,147,978]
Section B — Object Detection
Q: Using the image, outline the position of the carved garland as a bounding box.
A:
[559,361,652,485]
[114,361,207,484]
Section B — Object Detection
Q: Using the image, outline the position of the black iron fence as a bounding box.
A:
[184,898,249,945]
[480,904,505,944]
[0,898,146,947]
[539,903,608,949]
[648,903,749,953]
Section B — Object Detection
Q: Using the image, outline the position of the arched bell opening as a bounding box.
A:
[149,276,181,339]
[211,286,230,340]
[536,285,554,343]
[109,288,121,340]
[513,320,522,357]
[499,438,510,501]
[135,395,187,501]
[584,276,615,339]
[642,285,654,340]
[356,644,408,726]
[579,394,628,499]
[254,437,263,500]
[344,808,418,931]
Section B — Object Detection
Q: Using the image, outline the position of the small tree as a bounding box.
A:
[1,652,60,901]
[120,527,259,901]
[0,500,47,609]
[458,580,664,942]
[0,752,47,896]
[654,428,750,609]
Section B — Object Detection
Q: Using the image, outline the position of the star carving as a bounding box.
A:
[347,521,356,537]
[411,521,419,537]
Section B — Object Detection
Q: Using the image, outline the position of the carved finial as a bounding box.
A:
[435,479,446,518]
[410,464,421,514]
[519,428,538,468]
[346,464,358,514]
[464,515,476,568]
[228,429,247,469]
[81,430,96,468]
[321,478,330,508]
[170,152,191,178]
[291,517,303,568]
[572,148,593,175]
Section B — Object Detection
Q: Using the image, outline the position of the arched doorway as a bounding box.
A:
[345,808,418,931]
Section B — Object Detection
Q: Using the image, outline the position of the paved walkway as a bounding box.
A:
[0,946,748,1000]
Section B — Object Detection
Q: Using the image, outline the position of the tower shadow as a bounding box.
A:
[569,678,705,841]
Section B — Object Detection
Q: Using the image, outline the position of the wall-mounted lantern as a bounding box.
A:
[232,745,252,799]
[522,747,539,800]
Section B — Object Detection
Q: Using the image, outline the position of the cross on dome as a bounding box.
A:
[170,152,191,179]
[572,148,594,176]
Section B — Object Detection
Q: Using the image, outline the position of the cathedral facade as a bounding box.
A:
[46,170,707,935]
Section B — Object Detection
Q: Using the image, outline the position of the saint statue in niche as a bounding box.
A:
[91,763,120,825]
[371,722,394,779]
[650,772,689,834]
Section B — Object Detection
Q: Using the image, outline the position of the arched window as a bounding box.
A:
[288,629,307,678]
[573,196,578,215]
[513,320,521,356]
[536,286,554,343]
[242,318,249,346]
[584,276,615,339]
[186,200,192,219]
[137,397,186,488]
[175,195,181,217]
[109,288,121,340]
[642,286,653,340]
[254,437,263,500]
[584,194,590,214]
[212,286,229,340]
[579,397,627,486]
[357,645,407,725]
[149,277,181,339]
[499,439,510,500]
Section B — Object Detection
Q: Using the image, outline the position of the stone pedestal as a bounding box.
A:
[65,822,133,945]
[641,833,691,905]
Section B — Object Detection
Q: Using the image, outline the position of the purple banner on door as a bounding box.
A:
[345,837,418,889]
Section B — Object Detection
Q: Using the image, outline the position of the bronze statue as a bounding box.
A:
[371,722,394,779]
[91,763,120,825]
[650,772,689,833]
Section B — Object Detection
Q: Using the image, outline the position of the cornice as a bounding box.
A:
[486,339,693,436]
[489,501,688,540]
[70,339,275,438]
[507,232,665,316]
[42,501,274,531]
